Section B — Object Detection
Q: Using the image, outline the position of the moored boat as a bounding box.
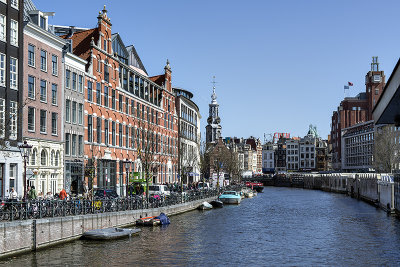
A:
[198,201,213,210]
[246,182,264,193]
[136,213,170,226]
[218,191,241,204]
[210,200,223,208]
[83,227,141,240]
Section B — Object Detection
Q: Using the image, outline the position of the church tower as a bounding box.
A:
[206,77,222,143]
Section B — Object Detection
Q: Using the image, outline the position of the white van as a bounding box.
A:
[148,184,170,196]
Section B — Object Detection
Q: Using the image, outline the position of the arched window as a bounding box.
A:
[51,150,55,166]
[41,150,47,166]
[55,151,59,166]
[31,148,37,165]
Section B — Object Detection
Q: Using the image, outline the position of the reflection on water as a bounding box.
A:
[3,187,400,266]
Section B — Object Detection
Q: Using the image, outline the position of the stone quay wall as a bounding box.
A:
[0,197,215,259]
[272,173,395,213]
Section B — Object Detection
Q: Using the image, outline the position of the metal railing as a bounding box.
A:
[0,186,241,222]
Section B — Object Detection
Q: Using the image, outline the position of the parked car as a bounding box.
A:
[94,189,119,199]
[148,185,170,196]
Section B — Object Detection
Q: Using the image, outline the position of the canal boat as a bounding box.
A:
[136,213,170,226]
[198,201,213,210]
[246,182,264,193]
[83,227,141,240]
[218,191,241,204]
[210,200,223,208]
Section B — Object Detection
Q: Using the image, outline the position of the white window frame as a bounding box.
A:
[10,19,18,46]
[28,75,35,99]
[9,57,17,90]
[0,14,6,42]
[10,0,18,9]
[40,80,47,103]
[9,101,17,140]
[0,98,4,138]
[40,109,47,133]
[40,50,47,72]
[28,44,35,67]
[0,52,5,87]
[51,112,57,135]
[27,106,35,132]
[51,55,57,76]
[51,83,57,105]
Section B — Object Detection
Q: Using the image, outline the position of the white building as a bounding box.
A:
[262,143,276,173]
[299,134,316,171]
[286,139,299,171]
[174,88,201,184]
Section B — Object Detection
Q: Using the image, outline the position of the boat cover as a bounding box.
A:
[155,213,170,225]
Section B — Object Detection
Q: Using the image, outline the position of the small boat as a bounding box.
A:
[246,182,264,193]
[136,216,160,226]
[245,190,254,198]
[218,191,241,204]
[210,200,223,208]
[198,201,213,210]
[83,227,141,240]
[136,213,170,226]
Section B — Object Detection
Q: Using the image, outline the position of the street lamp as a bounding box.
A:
[19,141,32,200]
[125,158,130,197]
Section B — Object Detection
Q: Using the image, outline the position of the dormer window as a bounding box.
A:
[40,16,46,30]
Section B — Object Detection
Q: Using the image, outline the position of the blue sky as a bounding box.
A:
[37,0,400,141]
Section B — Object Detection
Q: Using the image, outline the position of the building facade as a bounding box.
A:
[174,87,201,184]
[286,139,299,171]
[64,52,86,194]
[23,9,65,196]
[341,120,374,172]
[0,0,24,198]
[299,134,316,171]
[262,142,275,173]
[330,57,385,170]
[60,7,178,195]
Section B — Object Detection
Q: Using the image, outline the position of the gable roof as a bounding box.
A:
[126,45,148,75]
[23,0,37,22]
[61,28,99,63]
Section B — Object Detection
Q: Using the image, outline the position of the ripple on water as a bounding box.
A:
[2,187,400,266]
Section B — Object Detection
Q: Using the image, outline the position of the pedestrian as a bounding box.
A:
[28,186,37,200]
[9,187,18,201]
[59,188,67,200]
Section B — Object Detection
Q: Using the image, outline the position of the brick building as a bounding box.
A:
[23,6,66,195]
[60,7,178,195]
[330,57,385,170]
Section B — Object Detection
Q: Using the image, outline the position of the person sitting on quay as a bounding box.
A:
[9,187,18,201]
[45,192,53,200]
[59,189,68,200]
[28,186,37,200]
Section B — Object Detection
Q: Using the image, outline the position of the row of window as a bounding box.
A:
[87,81,165,126]
[0,14,18,46]
[27,107,58,135]
[0,98,17,139]
[65,69,83,92]
[65,99,83,125]
[28,44,58,75]
[65,133,83,157]
[87,115,177,155]
[0,52,18,89]
[30,148,60,167]
[28,76,58,105]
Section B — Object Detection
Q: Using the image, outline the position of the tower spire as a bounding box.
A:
[211,76,217,104]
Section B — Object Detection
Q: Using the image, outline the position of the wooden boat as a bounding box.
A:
[135,216,161,226]
[218,191,241,204]
[210,200,223,208]
[83,227,141,240]
[197,201,213,210]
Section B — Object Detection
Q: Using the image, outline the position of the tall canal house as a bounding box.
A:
[0,0,24,198]
[60,6,179,195]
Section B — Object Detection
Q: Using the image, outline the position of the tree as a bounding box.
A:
[84,143,102,201]
[177,140,200,189]
[224,148,242,183]
[199,140,209,182]
[373,125,400,173]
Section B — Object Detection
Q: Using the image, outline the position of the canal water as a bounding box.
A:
[2,187,400,266]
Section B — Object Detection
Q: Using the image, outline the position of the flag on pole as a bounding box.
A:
[348,82,353,86]
[344,85,349,89]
